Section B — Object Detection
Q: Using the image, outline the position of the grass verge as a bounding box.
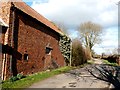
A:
[2,66,73,89]
[87,59,94,64]
[2,61,93,89]
[103,59,118,66]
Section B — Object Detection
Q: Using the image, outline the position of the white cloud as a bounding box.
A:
[31,0,118,28]
[93,27,118,54]
[29,0,119,54]
[102,27,118,45]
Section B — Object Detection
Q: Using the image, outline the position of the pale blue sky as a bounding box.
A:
[24,0,119,55]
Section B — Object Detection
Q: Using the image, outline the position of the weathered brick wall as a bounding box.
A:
[8,9,65,77]
[0,26,8,80]
[0,2,11,80]
[1,2,65,79]
[0,2,11,25]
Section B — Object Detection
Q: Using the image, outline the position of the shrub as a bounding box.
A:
[103,59,118,66]
[9,73,25,82]
[102,54,119,64]
[71,39,87,66]
[107,55,118,63]
[17,73,24,79]
[9,76,18,82]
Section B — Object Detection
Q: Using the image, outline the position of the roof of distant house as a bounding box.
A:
[12,1,64,35]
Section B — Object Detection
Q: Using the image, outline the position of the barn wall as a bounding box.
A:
[0,2,11,25]
[0,2,11,80]
[8,9,65,77]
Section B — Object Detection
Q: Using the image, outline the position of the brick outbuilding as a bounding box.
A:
[0,1,65,80]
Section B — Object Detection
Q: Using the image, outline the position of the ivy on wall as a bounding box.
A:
[59,34,72,65]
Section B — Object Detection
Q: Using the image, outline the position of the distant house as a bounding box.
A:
[0,1,65,80]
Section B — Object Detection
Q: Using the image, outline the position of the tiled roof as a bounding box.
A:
[12,1,64,35]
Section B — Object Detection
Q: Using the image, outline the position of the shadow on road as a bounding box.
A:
[87,64,120,89]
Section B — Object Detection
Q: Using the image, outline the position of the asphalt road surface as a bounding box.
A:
[29,59,110,88]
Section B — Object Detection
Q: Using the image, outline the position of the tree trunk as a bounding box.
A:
[86,35,92,59]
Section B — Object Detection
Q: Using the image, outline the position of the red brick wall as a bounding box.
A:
[10,9,65,76]
[0,2,11,79]
[0,26,8,80]
[0,2,11,25]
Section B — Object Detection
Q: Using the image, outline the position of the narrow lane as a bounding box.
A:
[29,59,109,88]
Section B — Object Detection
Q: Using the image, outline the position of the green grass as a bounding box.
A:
[2,61,92,89]
[2,66,73,89]
[72,60,94,69]
[87,60,94,64]
[103,59,118,66]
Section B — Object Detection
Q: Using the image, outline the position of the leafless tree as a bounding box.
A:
[78,21,102,58]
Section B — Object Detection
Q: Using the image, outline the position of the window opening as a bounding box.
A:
[24,54,28,61]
